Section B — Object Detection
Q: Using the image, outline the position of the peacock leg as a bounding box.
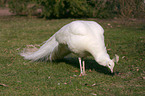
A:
[82,59,86,75]
[79,57,83,76]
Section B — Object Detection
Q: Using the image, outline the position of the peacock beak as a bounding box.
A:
[111,69,113,73]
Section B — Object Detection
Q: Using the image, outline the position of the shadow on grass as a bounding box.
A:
[54,57,114,76]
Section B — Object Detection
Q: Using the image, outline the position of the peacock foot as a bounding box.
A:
[79,73,87,76]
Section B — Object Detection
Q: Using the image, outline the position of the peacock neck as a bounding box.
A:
[91,50,111,66]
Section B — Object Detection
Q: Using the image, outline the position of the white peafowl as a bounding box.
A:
[20,20,119,76]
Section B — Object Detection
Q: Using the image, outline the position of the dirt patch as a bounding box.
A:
[0,8,15,16]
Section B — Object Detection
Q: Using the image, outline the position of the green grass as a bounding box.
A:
[0,16,145,96]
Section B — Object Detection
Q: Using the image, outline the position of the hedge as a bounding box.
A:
[8,0,145,18]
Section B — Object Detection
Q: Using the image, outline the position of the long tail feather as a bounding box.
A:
[20,35,58,61]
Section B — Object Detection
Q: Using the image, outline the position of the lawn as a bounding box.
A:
[0,16,145,96]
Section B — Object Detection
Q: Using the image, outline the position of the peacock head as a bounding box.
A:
[107,60,115,73]
[107,54,119,73]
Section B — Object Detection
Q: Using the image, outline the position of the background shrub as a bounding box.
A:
[87,0,144,18]
[87,0,118,18]
[36,0,91,18]
[0,0,10,7]
[116,0,145,18]
[8,0,39,16]
[7,0,145,18]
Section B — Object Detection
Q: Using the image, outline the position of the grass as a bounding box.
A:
[0,16,145,96]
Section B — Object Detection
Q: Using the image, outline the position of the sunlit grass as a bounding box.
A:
[0,16,145,95]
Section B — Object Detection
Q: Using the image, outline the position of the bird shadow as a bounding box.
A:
[54,57,114,76]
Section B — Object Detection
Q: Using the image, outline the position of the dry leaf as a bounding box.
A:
[70,76,74,78]
[91,93,97,96]
[0,83,8,87]
[122,56,125,59]
[92,83,97,86]
[72,70,79,72]
[17,81,22,83]
[64,82,67,85]
[89,69,92,72]
[107,23,111,26]
[48,76,51,79]
[107,49,111,51]
[16,48,20,51]
[73,75,77,77]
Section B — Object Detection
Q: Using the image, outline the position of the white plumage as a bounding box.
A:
[20,20,119,76]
